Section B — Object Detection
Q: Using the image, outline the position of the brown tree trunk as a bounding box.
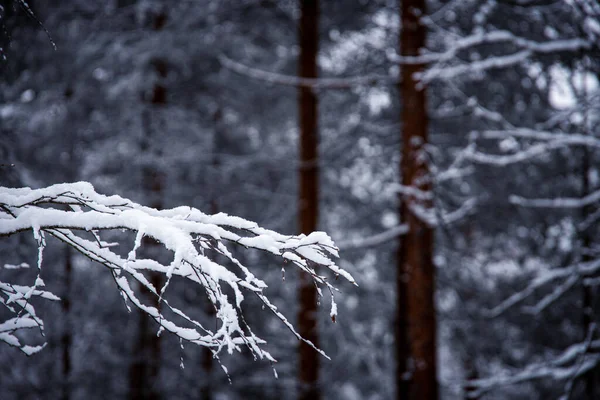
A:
[62,245,72,400]
[128,128,165,400]
[61,85,75,400]
[128,10,167,400]
[397,1,438,400]
[396,231,409,400]
[201,277,214,400]
[198,108,224,400]
[297,1,320,399]
[128,102,165,400]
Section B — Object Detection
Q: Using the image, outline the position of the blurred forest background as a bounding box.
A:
[1,0,600,399]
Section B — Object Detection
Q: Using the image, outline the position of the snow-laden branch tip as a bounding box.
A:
[0,279,60,355]
[0,182,356,363]
[219,54,398,89]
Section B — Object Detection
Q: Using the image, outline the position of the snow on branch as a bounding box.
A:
[462,128,600,167]
[219,55,398,90]
[0,275,60,355]
[469,332,600,398]
[0,182,356,363]
[424,50,532,82]
[485,258,600,319]
[479,128,600,149]
[416,29,590,82]
[409,197,478,227]
[510,189,600,209]
[464,140,566,167]
[336,224,408,251]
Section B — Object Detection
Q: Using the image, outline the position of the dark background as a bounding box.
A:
[1,0,599,399]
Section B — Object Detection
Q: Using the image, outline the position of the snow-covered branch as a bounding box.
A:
[461,128,600,168]
[336,224,408,251]
[0,182,355,363]
[419,31,590,82]
[469,333,600,398]
[0,263,60,355]
[409,197,478,227]
[464,140,565,167]
[510,189,600,209]
[479,128,600,149]
[219,55,398,89]
[485,258,600,318]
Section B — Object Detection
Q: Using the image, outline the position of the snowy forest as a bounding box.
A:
[1,0,600,399]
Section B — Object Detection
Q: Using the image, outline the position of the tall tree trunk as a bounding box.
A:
[61,85,75,400]
[397,1,438,399]
[128,9,167,400]
[62,245,72,400]
[297,1,320,399]
[396,226,409,400]
[128,91,165,400]
[199,107,224,400]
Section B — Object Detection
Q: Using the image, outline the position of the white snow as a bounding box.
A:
[0,182,355,363]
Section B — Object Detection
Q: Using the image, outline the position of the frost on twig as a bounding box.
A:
[0,182,356,363]
[0,275,59,355]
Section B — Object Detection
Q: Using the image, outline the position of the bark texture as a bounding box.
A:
[397,0,438,399]
[297,1,320,399]
[61,85,76,400]
[62,245,72,400]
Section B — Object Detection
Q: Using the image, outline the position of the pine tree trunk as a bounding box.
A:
[62,245,72,400]
[199,108,224,400]
[397,0,438,399]
[128,124,165,400]
[62,85,75,400]
[128,109,165,400]
[128,10,167,400]
[396,229,409,399]
[297,1,320,399]
[200,307,213,400]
